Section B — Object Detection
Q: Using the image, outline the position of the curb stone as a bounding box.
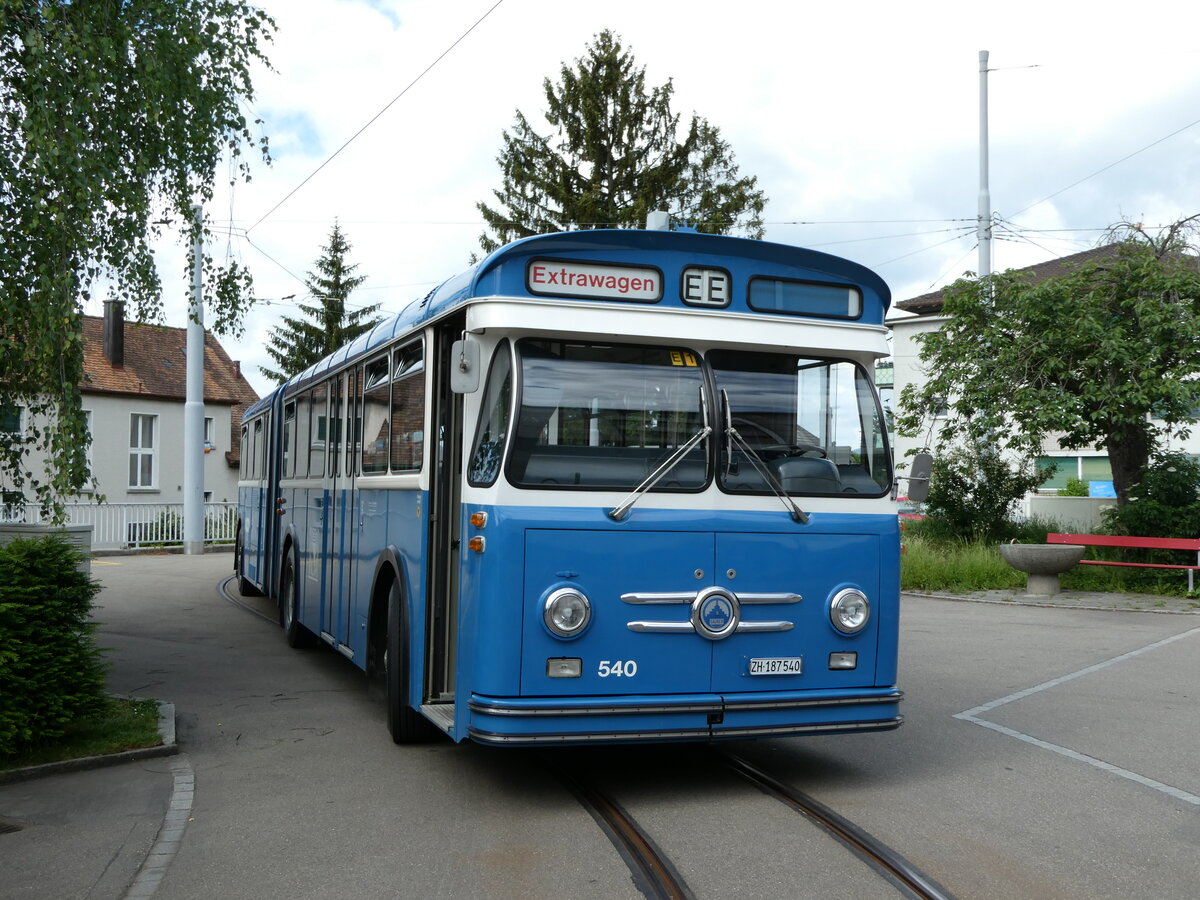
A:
[904,590,1200,615]
[0,700,177,786]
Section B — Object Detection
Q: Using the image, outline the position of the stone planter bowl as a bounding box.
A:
[999,543,1086,596]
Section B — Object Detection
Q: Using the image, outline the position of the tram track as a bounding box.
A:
[553,763,695,900]
[217,574,278,626]
[220,576,952,898]
[717,751,957,900]
[552,748,957,900]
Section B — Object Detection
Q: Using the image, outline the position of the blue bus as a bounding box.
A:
[237,227,911,745]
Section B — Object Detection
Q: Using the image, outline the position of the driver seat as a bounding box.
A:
[771,456,842,493]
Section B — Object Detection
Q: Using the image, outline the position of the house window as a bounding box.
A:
[1036,456,1113,492]
[129,413,157,489]
[1,403,23,437]
[204,416,215,452]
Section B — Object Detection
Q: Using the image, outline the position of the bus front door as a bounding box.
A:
[425,320,465,712]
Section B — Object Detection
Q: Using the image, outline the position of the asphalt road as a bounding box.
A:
[2,553,1196,899]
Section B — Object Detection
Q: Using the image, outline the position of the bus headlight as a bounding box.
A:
[543,588,592,638]
[829,588,870,634]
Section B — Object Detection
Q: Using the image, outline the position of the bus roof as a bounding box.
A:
[272,229,891,397]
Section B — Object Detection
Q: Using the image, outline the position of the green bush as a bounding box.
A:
[1101,451,1200,540]
[920,446,1050,542]
[1060,476,1089,497]
[0,536,108,757]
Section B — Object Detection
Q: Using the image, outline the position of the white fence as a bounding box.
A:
[1,502,237,550]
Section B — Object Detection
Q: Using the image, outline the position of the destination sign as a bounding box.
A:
[527,259,662,302]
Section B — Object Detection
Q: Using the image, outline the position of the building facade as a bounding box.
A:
[1,302,259,507]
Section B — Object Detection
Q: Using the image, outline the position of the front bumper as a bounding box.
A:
[467,687,903,746]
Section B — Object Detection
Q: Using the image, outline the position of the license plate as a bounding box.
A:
[748,657,802,676]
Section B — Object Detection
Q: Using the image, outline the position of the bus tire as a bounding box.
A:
[386,580,435,743]
[279,549,316,648]
[234,528,261,597]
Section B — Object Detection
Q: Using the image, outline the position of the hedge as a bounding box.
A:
[0,535,108,757]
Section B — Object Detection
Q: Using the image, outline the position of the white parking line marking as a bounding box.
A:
[954,625,1200,806]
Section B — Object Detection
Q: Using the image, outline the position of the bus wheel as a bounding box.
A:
[234,529,261,597]
[386,580,436,743]
[279,550,316,648]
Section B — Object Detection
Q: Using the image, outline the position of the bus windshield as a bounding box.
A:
[711,349,891,496]
[507,339,709,490]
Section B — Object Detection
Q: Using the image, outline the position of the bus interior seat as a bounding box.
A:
[771,456,842,493]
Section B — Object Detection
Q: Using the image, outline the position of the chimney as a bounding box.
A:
[103,300,125,367]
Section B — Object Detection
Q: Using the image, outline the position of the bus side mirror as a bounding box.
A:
[905,452,933,502]
[450,338,480,393]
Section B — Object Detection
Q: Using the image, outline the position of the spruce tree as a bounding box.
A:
[476,30,766,255]
[260,223,382,383]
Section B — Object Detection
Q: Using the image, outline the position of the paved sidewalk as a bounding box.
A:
[0,760,177,900]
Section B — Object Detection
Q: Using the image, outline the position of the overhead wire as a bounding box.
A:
[1010,114,1200,219]
[246,0,506,233]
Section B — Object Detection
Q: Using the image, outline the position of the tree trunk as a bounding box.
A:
[1103,426,1154,506]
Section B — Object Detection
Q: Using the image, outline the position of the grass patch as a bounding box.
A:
[901,535,1025,593]
[0,698,162,772]
[1059,563,1194,597]
[901,529,1196,597]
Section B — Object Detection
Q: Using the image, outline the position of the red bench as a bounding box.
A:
[1046,533,1200,593]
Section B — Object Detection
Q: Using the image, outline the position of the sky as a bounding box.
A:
[109,0,1200,397]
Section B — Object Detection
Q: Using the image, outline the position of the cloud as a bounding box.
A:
[126,0,1200,396]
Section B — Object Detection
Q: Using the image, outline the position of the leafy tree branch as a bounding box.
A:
[0,1,275,518]
[897,218,1200,506]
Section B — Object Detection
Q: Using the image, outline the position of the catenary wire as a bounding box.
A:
[246,0,507,233]
[1010,114,1200,218]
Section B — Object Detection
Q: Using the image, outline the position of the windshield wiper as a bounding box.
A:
[721,389,809,525]
[609,386,710,522]
[607,424,712,522]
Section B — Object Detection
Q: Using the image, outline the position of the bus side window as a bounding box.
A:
[239,424,248,479]
[252,418,263,480]
[362,356,390,474]
[295,390,312,478]
[282,401,296,477]
[310,382,328,477]
[468,341,512,486]
[345,367,360,478]
[390,341,425,472]
[329,379,342,477]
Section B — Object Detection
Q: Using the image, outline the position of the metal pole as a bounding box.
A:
[183,204,205,554]
[978,50,992,281]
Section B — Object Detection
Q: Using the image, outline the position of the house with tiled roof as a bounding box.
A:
[83,301,259,504]
[888,243,1199,515]
[2,301,259,506]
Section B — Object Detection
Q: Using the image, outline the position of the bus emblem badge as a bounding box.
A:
[692,588,740,641]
